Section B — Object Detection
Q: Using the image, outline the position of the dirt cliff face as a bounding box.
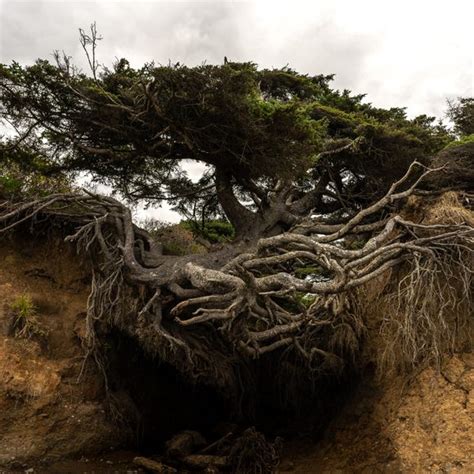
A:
[0,234,123,469]
[281,355,474,473]
[1,227,473,472]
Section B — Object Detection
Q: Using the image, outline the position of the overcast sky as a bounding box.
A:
[1,0,473,221]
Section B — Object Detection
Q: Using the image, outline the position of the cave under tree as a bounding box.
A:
[1,29,473,420]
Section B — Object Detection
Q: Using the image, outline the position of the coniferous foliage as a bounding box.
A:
[447,97,474,136]
[0,51,452,237]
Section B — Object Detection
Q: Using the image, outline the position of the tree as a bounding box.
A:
[446,97,474,136]
[0,32,471,414]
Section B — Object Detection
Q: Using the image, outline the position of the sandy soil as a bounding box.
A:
[281,355,474,473]
[0,234,124,470]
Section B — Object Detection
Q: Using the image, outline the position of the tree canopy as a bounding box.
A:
[0,43,454,237]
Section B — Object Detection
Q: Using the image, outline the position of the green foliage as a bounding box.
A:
[161,240,189,256]
[447,97,474,136]
[9,294,48,340]
[141,218,207,255]
[0,47,454,233]
[0,147,71,199]
[309,104,362,135]
[443,133,474,149]
[0,60,326,197]
[294,266,324,277]
[306,102,451,201]
[0,174,22,195]
[428,137,474,190]
[295,293,318,308]
[181,219,235,243]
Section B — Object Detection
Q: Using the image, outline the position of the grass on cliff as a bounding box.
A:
[9,294,48,341]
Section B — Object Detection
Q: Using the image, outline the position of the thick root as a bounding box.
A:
[1,162,472,395]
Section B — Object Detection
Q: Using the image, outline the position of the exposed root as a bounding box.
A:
[377,241,473,376]
[1,162,473,398]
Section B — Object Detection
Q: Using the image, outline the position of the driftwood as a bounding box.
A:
[161,427,278,473]
[165,430,207,458]
[182,454,228,469]
[133,456,177,473]
[200,431,235,455]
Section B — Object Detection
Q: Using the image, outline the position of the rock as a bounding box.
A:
[165,430,206,458]
[442,356,466,384]
[461,352,474,368]
[182,454,228,469]
[459,369,474,392]
[133,456,177,473]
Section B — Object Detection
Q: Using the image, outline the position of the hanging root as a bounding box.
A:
[374,194,474,376]
[348,191,474,377]
[379,251,472,375]
[1,162,473,393]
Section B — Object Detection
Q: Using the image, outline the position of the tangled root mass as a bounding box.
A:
[1,162,473,406]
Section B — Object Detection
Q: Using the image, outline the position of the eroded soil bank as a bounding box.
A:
[0,234,124,468]
[1,234,473,473]
[280,355,474,472]
[0,233,230,472]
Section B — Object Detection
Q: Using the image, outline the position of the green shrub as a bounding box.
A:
[0,175,23,195]
[443,133,474,149]
[140,218,208,255]
[181,219,235,243]
[0,157,71,200]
